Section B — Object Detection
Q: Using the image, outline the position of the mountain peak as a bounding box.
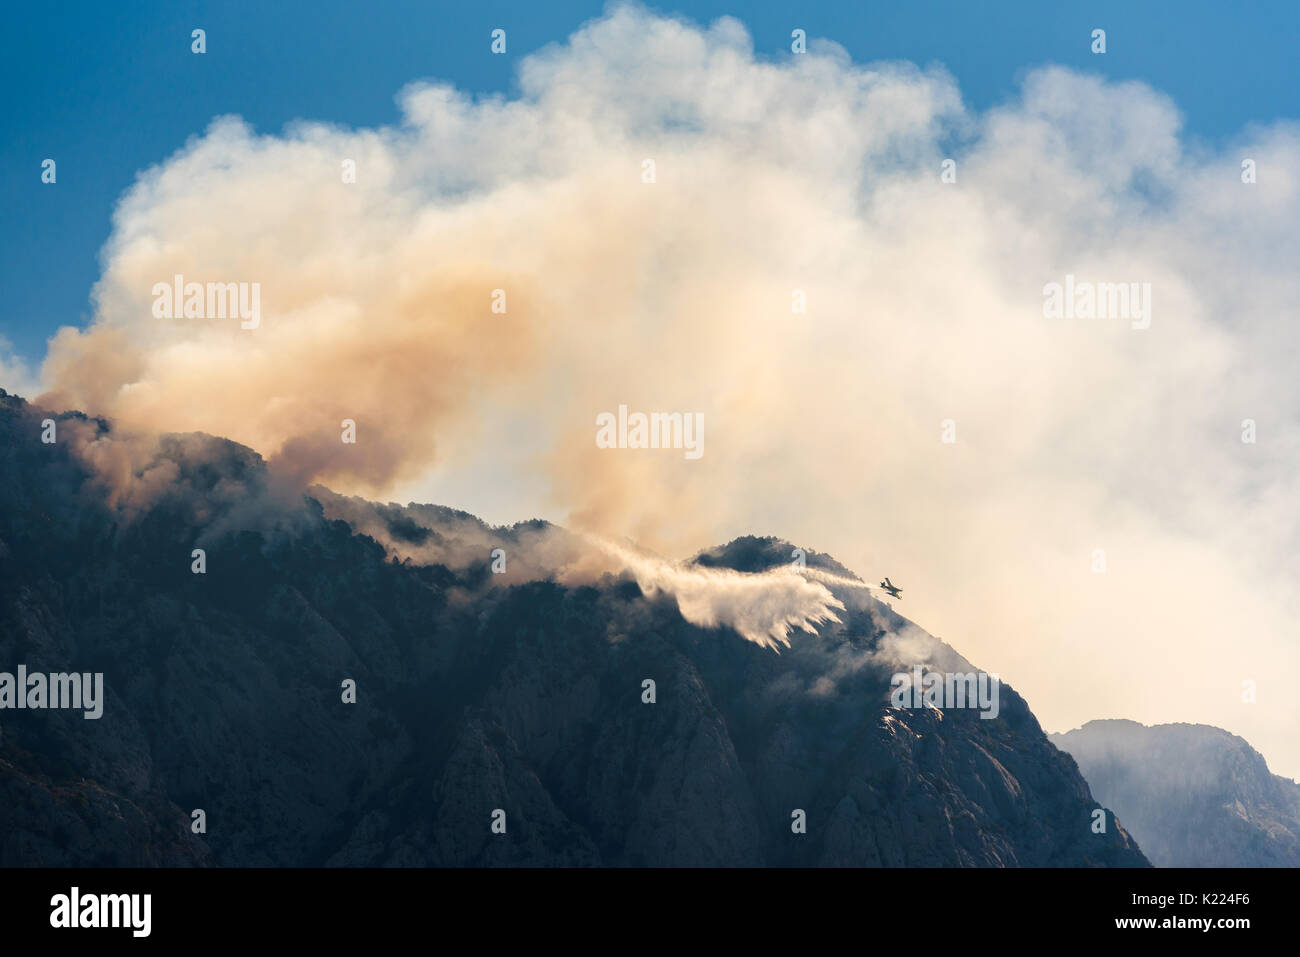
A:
[1052,720,1300,866]
[691,535,862,580]
[0,393,1148,866]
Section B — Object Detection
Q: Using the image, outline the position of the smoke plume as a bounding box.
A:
[21,3,1300,776]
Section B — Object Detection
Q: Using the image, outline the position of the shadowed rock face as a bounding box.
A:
[1052,719,1300,867]
[0,390,1146,866]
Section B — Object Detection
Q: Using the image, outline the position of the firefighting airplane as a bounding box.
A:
[878,578,902,599]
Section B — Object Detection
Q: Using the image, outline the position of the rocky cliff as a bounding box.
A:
[1052,719,1300,867]
[0,389,1146,866]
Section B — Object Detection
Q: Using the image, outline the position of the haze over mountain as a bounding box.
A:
[1052,719,1300,868]
[0,391,1146,866]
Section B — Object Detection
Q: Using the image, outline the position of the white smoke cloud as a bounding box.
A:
[25,3,1300,777]
[579,536,848,650]
[0,336,40,400]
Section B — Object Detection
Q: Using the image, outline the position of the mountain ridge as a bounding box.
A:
[0,389,1147,866]
[1051,718,1300,867]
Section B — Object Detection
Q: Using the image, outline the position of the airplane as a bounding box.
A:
[878,577,902,599]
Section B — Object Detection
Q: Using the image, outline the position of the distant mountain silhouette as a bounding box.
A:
[1052,719,1300,867]
[0,389,1145,866]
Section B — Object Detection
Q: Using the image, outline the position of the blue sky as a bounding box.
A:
[2,0,1298,366]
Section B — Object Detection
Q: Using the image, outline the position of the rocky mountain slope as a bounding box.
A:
[0,389,1146,865]
[1052,719,1300,867]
